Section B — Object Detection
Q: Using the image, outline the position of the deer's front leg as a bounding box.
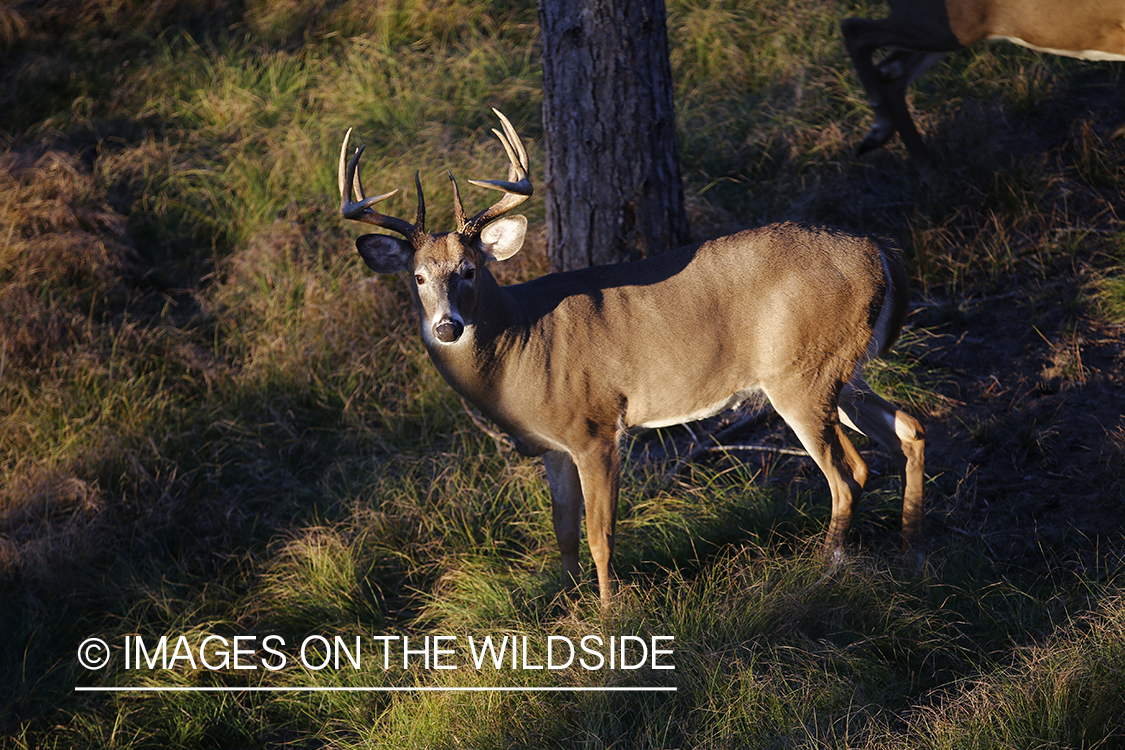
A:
[574,443,621,608]
[543,451,583,589]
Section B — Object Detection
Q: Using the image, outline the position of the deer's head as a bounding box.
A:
[339,110,532,346]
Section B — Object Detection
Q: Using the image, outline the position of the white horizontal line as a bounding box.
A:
[76,686,676,693]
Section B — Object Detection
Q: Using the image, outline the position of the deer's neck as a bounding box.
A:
[421,277,543,447]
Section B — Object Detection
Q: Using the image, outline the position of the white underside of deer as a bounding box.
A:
[338,111,926,607]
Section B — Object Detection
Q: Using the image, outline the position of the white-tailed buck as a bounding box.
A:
[339,110,925,606]
[842,0,1125,171]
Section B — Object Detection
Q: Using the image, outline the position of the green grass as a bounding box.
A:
[3,0,1125,747]
[1090,271,1125,325]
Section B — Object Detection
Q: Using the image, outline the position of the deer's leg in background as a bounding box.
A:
[544,450,583,589]
[841,15,948,170]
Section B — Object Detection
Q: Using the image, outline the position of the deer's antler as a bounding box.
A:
[338,128,426,241]
[339,110,531,242]
[452,109,533,237]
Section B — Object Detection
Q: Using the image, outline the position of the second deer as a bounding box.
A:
[338,110,926,606]
[843,0,1125,172]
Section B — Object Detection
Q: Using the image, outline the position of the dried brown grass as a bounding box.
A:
[0,145,135,366]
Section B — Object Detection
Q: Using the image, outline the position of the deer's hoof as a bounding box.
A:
[856,129,893,157]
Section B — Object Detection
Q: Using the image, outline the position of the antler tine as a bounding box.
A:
[450,170,468,234]
[412,170,426,233]
[337,128,352,200]
[467,109,530,192]
[496,107,529,180]
[460,109,533,237]
[339,129,390,208]
[337,128,420,240]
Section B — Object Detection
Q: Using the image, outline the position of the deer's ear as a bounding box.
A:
[479,215,527,262]
[357,234,414,274]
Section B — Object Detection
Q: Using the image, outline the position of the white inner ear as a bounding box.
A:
[480,215,528,261]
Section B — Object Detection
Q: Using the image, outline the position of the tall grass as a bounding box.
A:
[2,0,1124,747]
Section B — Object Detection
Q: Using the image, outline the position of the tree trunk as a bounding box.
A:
[539,0,690,272]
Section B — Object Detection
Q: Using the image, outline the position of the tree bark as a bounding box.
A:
[539,0,690,272]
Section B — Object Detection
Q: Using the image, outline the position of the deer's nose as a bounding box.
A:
[433,318,464,343]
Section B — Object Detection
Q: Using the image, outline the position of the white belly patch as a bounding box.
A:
[636,389,762,430]
[991,35,1125,62]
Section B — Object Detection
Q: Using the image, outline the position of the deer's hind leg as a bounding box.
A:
[837,377,926,566]
[766,388,871,563]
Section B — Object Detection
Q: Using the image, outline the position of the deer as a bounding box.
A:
[338,109,926,607]
[842,0,1125,172]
